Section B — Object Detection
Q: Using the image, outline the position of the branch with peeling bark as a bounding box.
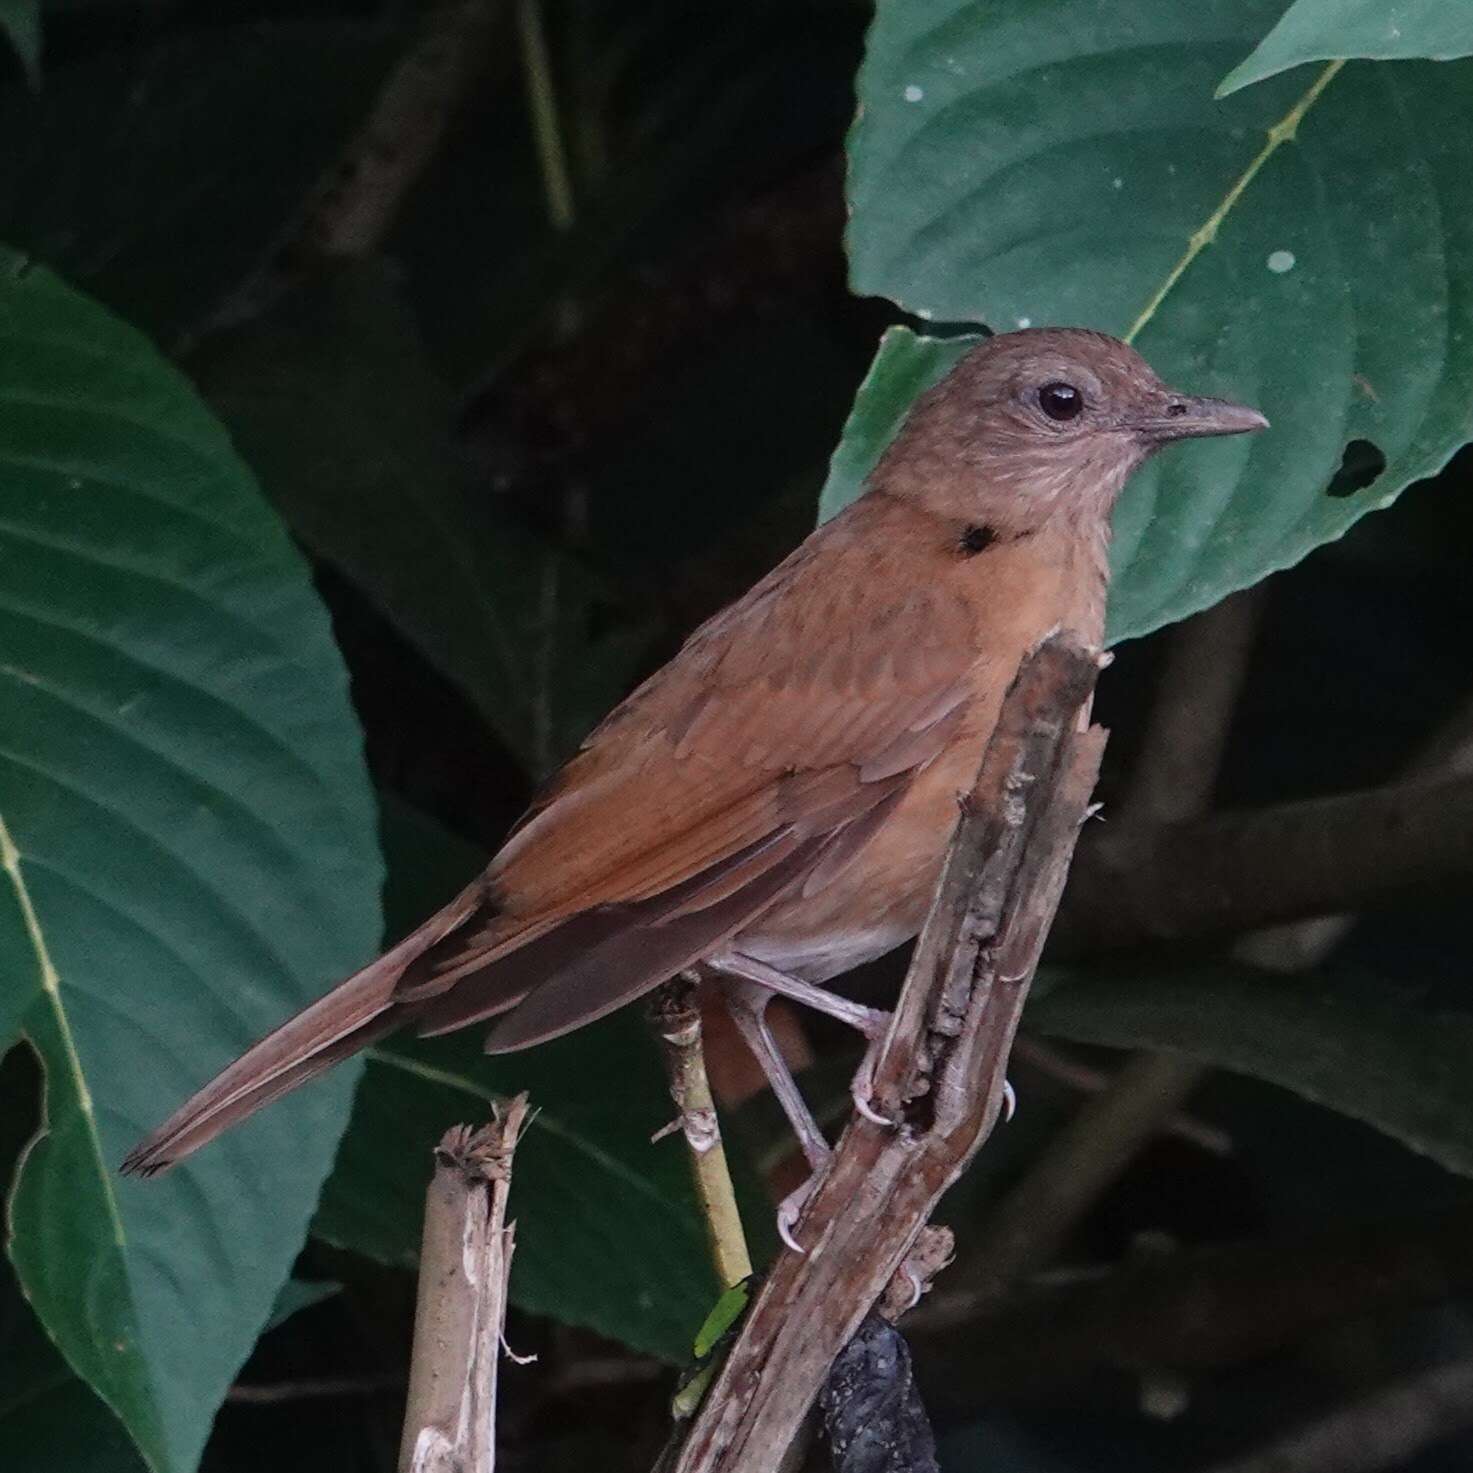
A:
[665,634,1105,1473]
[399,1095,531,1473]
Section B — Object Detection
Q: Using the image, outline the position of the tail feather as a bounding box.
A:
[121,877,489,1176]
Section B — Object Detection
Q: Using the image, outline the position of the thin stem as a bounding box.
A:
[517,0,577,234]
[649,981,753,1289]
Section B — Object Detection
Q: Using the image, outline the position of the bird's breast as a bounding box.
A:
[735,519,1107,982]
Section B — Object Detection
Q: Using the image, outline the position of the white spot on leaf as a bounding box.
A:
[903,84,924,102]
[1267,250,1296,274]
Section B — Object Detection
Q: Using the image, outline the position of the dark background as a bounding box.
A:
[4,3,1473,1471]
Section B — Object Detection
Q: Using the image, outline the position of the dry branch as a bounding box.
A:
[399,1095,530,1473]
[668,634,1105,1473]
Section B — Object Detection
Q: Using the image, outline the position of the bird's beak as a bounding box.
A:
[1134,394,1270,443]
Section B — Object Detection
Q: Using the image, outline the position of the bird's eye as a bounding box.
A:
[1038,382,1084,421]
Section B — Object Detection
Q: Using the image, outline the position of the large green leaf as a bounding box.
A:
[0,253,382,1472]
[0,21,399,338]
[1220,1,1473,96]
[314,795,727,1364]
[842,1,1473,641]
[1032,966,1473,1177]
[195,266,646,776]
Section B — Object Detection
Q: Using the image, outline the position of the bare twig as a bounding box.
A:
[399,1095,531,1473]
[667,635,1105,1472]
[649,980,754,1289]
[1201,1355,1473,1473]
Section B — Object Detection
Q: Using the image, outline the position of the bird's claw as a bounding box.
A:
[853,1087,896,1127]
[1002,1079,1017,1121]
[777,1178,819,1255]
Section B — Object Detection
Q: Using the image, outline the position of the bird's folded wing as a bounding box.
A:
[405,504,982,1040]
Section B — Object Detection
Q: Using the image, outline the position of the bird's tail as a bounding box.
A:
[120,878,490,1177]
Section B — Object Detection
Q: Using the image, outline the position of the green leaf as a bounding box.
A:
[195,266,646,775]
[0,21,399,338]
[1219,1,1473,96]
[0,253,382,1472]
[843,2,1473,641]
[1032,966,1473,1177]
[0,0,39,86]
[691,1279,750,1359]
[262,1277,340,1335]
[314,795,724,1363]
[0,1052,145,1473]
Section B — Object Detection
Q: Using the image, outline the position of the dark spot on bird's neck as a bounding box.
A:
[957,524,997,557]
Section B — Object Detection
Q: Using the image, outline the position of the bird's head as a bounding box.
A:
[875,328,1268,534]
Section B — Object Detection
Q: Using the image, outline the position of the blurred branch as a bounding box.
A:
[648,979,753,1290]
[1058,768,1473,954]
[1237,686,1473,971]
[668,636,1104,1472]
[956,1050,1208,1308]
[908,1206,1473,1401]
[1010,1039,1231,1155]
[1201,1355,1473,1473]
[204,0,500,334]
[399,1097,530,1473]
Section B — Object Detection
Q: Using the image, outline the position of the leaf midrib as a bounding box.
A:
[1123,58,1345,345]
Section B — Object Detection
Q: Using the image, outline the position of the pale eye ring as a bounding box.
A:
[1038,382,1083,421]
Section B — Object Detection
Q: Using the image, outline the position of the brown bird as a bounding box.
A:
[123,329,1266,1191]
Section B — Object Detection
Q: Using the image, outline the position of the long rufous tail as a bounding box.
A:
[120,880,498,1176]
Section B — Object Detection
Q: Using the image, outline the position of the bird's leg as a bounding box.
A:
[716,975,835,1253]
[714,950,1019,1130]
[717,976,831,1172]
[713,951,897,1128]
[712,951,890,1039]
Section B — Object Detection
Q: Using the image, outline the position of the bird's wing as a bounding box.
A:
[412,496,982,1040]
[120,499,983,1173]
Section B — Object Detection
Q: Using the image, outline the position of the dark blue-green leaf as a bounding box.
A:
[1220,1,1473,96]
[0,252,381,1473]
